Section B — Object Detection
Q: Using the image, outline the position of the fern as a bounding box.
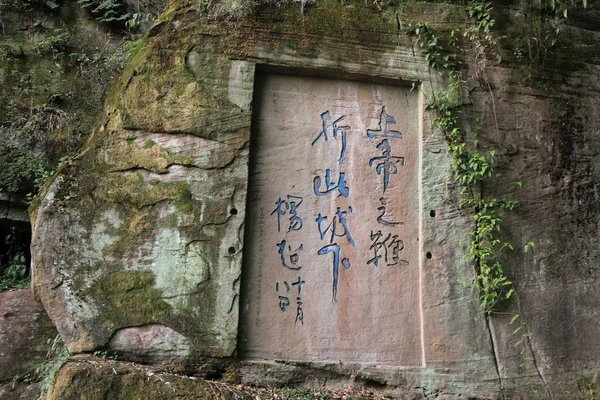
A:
[77,0,131,24]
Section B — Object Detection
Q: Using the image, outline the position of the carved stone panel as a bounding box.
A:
[240,73,423,365]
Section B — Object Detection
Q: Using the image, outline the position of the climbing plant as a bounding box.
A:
[408,0,566,393]
[410,9,520,314]
[412,0,583,314]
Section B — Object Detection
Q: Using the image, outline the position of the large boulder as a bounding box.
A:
[30,6,253,359]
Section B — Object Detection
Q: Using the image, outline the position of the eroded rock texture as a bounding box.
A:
[46,360,254,400]
[30,0,600,398]
[107,324,191,362]
[0,289,57,382]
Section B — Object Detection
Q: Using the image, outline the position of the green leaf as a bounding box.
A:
[524,241,535,253]
[513,326,523,335]
[510,314,520,324]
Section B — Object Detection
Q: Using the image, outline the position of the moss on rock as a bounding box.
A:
[47,360,254,400]
[84,270,172,334]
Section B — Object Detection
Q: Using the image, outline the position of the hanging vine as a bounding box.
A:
[409,2,544,391]
[410,7,521,314]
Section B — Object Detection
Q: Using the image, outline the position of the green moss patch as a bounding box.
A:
[84,270,172,333]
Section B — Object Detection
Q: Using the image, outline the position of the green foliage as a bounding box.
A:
[467,199,519,312]
[33,28,70,58]
[412,4,529,314]
[426,81,521,312]
[0,0,143,210]
[535,0,587,17]
[0,103,64,198]
[413,6,545,392]
[36,334,71,397]
[579,372,599,400]
[523,241,535,253]
[0,146,49,195]
[2,104,67,146]
[467,1,495,36]
[0,227,30,292]
[510,314,540,392]
[40,0,58,8]
[464,1,498,73]
[104,38,141,72]
[77,0,132,25]
[0,0,58,10]
[197,0,211,14]
[125,12,142,30]
[1,43,25,59]
[6,335,70,396]
[409,22,460,72]
[1,0,139,27]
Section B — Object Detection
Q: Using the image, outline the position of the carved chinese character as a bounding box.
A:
[271,195,304,232]
[313,169,350,198]
[276,241,303,271]
[312,111,349,168]
[367,230,409,267]
[367,106,403,139]
[369,140,404,193]
[316,207,356,246]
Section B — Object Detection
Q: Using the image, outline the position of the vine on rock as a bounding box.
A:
[410,2,542,391]
[410,10,519,314]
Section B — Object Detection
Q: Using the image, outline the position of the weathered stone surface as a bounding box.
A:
[46,360,254,400]
[107,324,191,362]
[0,289,58,382]
[49,358,463,400]
[29,0,600,398]
[0,193,29,223]
[30,0,441,366]
[238,360,495,399]
[0,381,41,400]
[240,73,423,365]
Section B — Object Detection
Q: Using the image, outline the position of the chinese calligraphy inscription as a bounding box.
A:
[240,73,421,366]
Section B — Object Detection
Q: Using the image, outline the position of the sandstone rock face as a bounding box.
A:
[107,324,191,362]
[0,289,58,382]
[30,0,600,398]
[241,74,426,366]
[47,360,254,400]
[30,38,253,357]
[0,382,41,400]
